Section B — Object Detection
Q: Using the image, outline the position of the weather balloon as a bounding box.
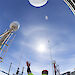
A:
[45,16,48,20]
[28,0,48,7]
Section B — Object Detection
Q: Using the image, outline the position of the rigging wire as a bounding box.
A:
[0,33,16,62]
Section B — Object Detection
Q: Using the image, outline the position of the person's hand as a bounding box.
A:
[26,61,30,67]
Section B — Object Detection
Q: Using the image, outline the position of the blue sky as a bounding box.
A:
[0,0,75,75]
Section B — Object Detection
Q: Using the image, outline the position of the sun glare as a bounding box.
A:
[36,43,47,53]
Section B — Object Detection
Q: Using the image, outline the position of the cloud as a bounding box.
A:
[21,25,47,37]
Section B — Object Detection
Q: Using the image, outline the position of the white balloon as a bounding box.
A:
[45,16,48,20]
[28,0,48,7]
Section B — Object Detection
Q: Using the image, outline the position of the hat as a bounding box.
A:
[42,70,48,74]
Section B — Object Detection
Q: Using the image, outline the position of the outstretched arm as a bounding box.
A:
[26,61,34,75]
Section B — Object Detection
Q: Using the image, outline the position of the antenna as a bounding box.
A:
[0,21,20,62]
[21,67,24,75]
[8,62,12,75]
[48,40,54,75]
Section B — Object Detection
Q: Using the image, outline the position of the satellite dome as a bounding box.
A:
[10,21,20,31]
[28,0,48,7]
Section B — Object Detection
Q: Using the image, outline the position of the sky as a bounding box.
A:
[0,0,75,75]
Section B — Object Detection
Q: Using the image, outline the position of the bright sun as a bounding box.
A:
[36,43,47,53]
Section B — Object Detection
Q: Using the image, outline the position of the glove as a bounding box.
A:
[26,61,30,66]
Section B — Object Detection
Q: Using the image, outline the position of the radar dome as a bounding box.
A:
[28,0,48,7]
[10,21,20,31]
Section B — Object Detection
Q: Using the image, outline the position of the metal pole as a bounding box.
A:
[48,40,54,75]
[21,67,24,75]
[8,62,12,75]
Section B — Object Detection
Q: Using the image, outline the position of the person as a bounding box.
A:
[42,70,48,75]
[26,61,34,75]
[16,67,19,75]
[26,61,48,75]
